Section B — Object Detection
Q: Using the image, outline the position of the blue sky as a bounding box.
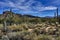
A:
[0,0,60,17]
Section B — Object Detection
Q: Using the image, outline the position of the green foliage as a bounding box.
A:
[0,11,60,24]
[29,18,41,23]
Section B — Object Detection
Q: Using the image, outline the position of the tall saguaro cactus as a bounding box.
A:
[54,12,56,19]
[55,8,59,27]
[3,9,12,32]
[3,21,7,32]
[56,8,58,21]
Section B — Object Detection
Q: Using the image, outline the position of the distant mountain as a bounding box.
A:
[23,14,40,18]
[44,16,53,18]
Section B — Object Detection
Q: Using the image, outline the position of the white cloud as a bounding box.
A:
[33,6,57,11]
[0,0,57,13]
[24,0,35,6]
[51,0,60,5]
[44,6,57,10]
[0,2,9,7]
[8,1,16,7]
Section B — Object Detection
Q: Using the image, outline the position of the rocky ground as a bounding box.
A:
[0,23,60,40]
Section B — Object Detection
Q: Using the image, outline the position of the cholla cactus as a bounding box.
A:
[45,26,57,35]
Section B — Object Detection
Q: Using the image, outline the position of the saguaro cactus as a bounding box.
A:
[3,21,7,31]
[56,8,58,22]
[3,9,12,32]
[54,12,56,19]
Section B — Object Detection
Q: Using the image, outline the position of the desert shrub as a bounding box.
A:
[56,36,60,40]
[33,35,53,40]
[0,24,3,29]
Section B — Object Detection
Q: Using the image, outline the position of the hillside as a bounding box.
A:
[0,11,60,40]
[0,11,60,25]
[0,11,42,24]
